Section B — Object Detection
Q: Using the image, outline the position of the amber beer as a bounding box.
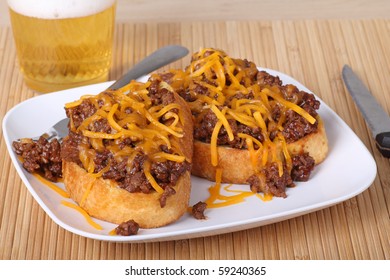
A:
[8,0,116,93]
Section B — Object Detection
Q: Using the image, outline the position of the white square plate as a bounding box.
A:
[2,68,377,242]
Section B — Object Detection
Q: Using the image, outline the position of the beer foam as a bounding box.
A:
[7,0,116,19]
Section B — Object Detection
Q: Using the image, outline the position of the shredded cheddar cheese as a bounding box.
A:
[262,88,316,124]
[204,169,264,208]
[184,48,316,175]
[34,174,70,198]
[61,200,103,230]
[65,79,188,195]
[210,105,234,141]
[256,193,274,202]
[143,160,165,194]
[204,167,223,206]
[210,120,223,167]
[161,48,319,205]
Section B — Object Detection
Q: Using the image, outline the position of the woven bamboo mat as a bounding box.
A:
[0,20,389,260]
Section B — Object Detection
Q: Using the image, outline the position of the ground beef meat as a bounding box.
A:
[159,186,176,208]
[192,69,321,147]
[103,157,128,182]
[150,72,196,102]
[179,88,197,102]
[65,99,96,129]
[151,160,191,187]
[91,118,111,133]
[98,151,190,197]
[280,84,303,104]
[301,92,320,117]
[270,104,282,121]
[93,149,112,172]
[255,71,321,143]
[233,58,258,82]
[282,110,318,143]
[247,153,315,197]
[122,171,151,193]
[257,70,282,86]
[192,82,209,96]
[118,137,135,149]
[150,161,171,183]
[279,85,320,118]
[148,79,176,106]
[291,153,315,181]
[61,132,84,164]
[247,163,294,198]
[263,164,296,196]
[191,201,207,220]
[157,72,175,84]
[194,102,319,145]
[107,153,153,194]
[228,91,254,102]
[235,124,264,148]
[247,174,262,192]
[12,137,62,181]
[193,109,218,141]
[115,219,139,236]
[216,119,239,146]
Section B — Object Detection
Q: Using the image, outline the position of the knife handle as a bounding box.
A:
[375,132,390,157]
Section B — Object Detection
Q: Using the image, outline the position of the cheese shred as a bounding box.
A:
[34,174,69,198]
[210,121,223,166]
[61,200,103,230]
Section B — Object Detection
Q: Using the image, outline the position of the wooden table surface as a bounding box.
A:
[1,18,390,260]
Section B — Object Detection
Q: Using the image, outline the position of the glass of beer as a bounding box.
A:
[7,0,116,93]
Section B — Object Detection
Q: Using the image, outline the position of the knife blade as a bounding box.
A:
[342,64,390,157]
[108,45,189,90]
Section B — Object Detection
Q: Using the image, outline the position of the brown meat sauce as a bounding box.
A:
[62,80,191,203]
[157,52,321,198]
[13,137,62,181]
[13,79,191,209]
[115,219,140,236]
[190,69,320,147]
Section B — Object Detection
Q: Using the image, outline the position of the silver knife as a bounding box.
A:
[108,45,189,90]
[342,64,390,157]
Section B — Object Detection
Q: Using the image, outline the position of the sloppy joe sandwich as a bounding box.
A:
[153,48,328,199]
[61,78,193,228]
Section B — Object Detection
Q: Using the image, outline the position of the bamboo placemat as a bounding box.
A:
[0,20,389,260]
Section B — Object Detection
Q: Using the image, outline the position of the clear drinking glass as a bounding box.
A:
[7,0,116,93]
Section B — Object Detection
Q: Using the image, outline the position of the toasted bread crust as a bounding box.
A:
[62,92,193,228]
[63,161,191,228]
[191,116,328,183]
